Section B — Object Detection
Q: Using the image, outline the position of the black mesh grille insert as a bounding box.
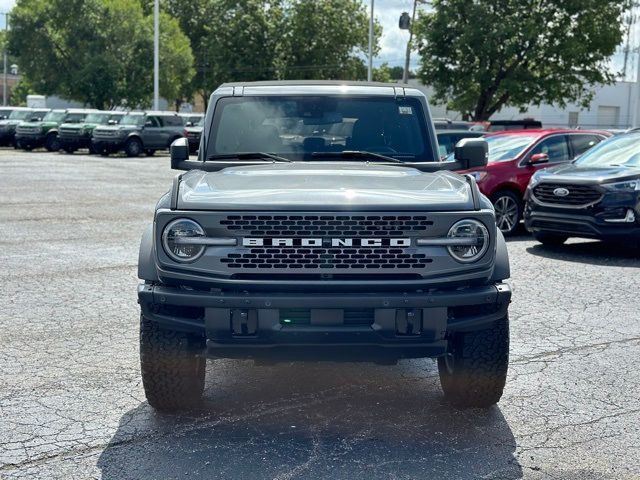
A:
[533,184,602,206]
[221,248,433,269]
[220,215,434,237]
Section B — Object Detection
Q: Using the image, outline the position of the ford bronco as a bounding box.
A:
[137,81,511,411]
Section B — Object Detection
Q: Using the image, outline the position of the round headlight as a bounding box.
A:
[162,219,206,262]
[447,219,490,263]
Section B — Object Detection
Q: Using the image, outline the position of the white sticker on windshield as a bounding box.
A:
[398,106,413,115]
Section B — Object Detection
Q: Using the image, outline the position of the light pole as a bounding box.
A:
[367,0,374,82]
[2,12,8,106]
[153,0,159,110]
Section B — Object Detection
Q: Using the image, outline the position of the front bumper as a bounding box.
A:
[524,192,640,240]
[15,132,45,147]
[92,138,125,151]
[59,135,91,149]
[0,129,16,145]
[138,282,511,361]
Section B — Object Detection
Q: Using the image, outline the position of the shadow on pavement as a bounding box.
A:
[526,239,640,267]
[98,360,522,479]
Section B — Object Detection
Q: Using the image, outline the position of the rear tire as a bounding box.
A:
[124,137,142,157]
[534,232,568,246]
[438,316,509,408]
[140,314,206,411]
[45,133,61,152]
[492,191,522,236]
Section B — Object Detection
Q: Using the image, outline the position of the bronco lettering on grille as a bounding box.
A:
[242,238,412,247]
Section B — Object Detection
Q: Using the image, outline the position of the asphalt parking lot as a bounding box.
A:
[0,150,639,480]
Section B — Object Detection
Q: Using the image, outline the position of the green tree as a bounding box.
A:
[8,0,194,109]
[163,0,382,106]
[281,0,381,80]
[415,0,631,120]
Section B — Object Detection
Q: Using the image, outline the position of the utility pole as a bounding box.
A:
[633,4,640,127]
[402,0,419,84]
[153,0,159,110]
[2,13,8,106]
[367,0,374,81]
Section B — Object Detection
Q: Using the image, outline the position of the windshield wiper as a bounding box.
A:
[207,152,292,163]
[311,150,404,163]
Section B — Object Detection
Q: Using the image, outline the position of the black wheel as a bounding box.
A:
[99,149,109,157]
[45,133,61,152]
[124,137,143,157]
[438,315,509,408]
[63,146,75,154]
[140,314,206,411]
[492,191,522,235]
[145,149,156,156]
[533,232,568,246]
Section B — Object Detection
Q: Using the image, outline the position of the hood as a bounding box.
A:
[95,124,137,132]
[0,119,21,126]
[538,162,640,185]
[177,163,474,211]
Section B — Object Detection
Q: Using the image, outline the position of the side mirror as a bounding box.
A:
[530,153,549,164]
[185,121,193,127]
[108,119,117,125]
[170,137,190,169]
[145,120,153,127]
[454,138,488,169]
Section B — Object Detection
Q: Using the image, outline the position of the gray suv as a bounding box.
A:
[92,111,185,157]
[138,81,511,412]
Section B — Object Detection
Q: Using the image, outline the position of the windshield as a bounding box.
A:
[576,133,640,168]
[84,113,110,124]
[42,111,66,122]
[120,114,145,126]
[8,110,32,120]
[207,95,432,161]
[484,134,537,162]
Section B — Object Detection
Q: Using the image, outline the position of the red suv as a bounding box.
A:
[457,129,610,234]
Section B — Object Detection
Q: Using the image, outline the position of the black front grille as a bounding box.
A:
[220,215,434,237]
[221,247,433,269]
[533,183,602,206]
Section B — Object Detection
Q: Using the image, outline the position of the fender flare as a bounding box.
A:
[491,229,510,281]
[138,224,159,282]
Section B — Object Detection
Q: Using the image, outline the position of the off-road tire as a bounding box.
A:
[124,137,142,157]
[438,315,509,408]
[45,133,61,152]
[534,232,568,246]
[140,314,206,411]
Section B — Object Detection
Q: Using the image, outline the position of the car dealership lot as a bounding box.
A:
[0,150,639,480]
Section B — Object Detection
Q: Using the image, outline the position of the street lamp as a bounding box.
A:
[367,0,374,82]
[1,12,8,106]
[153,0,159,110]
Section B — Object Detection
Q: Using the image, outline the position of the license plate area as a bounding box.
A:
[280,308,374,326]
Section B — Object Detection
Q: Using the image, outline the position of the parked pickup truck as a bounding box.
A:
[137,81,511,412]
